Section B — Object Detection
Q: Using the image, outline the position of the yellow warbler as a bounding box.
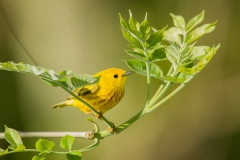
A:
[52,68,134,114]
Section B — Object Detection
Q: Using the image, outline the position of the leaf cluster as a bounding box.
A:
[120,10,220,84]
[0,126,82,160]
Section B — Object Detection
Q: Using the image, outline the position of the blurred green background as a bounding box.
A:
[1,0,240,160]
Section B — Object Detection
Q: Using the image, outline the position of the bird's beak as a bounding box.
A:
[122,71,134,77]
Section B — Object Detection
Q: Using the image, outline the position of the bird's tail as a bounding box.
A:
[51,101,68,109]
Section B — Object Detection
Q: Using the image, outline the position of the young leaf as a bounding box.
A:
[140,14,150,38]
[190,46,210,60]
[149,48,166,62]
[163,27,182,45]
[4,126,23,147]
[119,13,130,30]
[124,59,163,79]
[170,13,185,30]
[186,10,205,32]
[66,150,82,160]
[145,27,166,48]
[185,21,218,44]
[125,50,146,61]
[60,135,75,151]
[121,28,144,49]
[32,153,49,160]
[129,16,141,38]
[67,75,100,90]
[13,144,26,151]
[163,76,186,83]
[0,148,8,156]
[36,139,55,152]
[59,70,74,77]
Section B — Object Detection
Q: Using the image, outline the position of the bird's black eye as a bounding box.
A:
[113,74,118,78]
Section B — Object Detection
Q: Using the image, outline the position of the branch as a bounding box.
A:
[0,131,91,139]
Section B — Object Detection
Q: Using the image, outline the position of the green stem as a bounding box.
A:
[148,82,187,112]
[148,81,172,108]
[96,107,147,139]
[145,61,151,104]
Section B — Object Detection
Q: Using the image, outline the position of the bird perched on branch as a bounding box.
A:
[52,68,134,117]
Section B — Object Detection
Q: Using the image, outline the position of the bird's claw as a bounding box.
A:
[107,122,116,133]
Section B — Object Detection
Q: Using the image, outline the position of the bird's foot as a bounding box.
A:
[107,122,116,133]
[94,110,103,119]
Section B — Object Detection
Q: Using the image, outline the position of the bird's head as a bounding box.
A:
[95,68,134,89]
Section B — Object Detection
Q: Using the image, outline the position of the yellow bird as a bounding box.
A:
[52,68,134,115]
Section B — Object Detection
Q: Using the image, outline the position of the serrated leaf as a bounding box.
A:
[121,28,144,49]
[163,76,186,83]
[129,16,141,38]
[170,13,185,30]
[5,126,23,147]
[66,150,82,160]
[186,10,205,32]
[124,59,163,79]
[60,135,75,151]
[178,66,197,75]
[149,48,166,62]
[190,46,210,60]
[165,45,179,68]
[140,17,150,38]
[163,27,182,45]
[119,13,130,30]
[185,21,218,44]
[146,29,164,48]
[67,74,100,90]
[125,50,146,61]
[36,139,55,152]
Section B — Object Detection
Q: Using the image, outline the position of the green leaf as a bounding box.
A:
[12,144,26,151]
[149,48,166,62]
[121,28,144,49]
[186,10,205,32]
[66,150,82,160]
[163,76,185,83]
[190,46,210,60]
[185,21,218,44]
[59,70,74,77]
[49,70,60,80]
[0,148,8,156]
[119,13,130,30]
[60,135,75,151]
[32,66,46,75]
[140,13,150,38]
[125,50,146,61]
[170,13,185,30]
[32,154,49,160]
[165,45,179,69]
[146,28,165,48]
[129,16,141,38]
[67,74,100,90]
[179,44,220,75]
[36,139,55,152]
[4,126,23,147]
[124,59,163,79]
[163,27,182,45]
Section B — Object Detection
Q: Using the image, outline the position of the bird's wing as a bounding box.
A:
[68,84,99,99]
